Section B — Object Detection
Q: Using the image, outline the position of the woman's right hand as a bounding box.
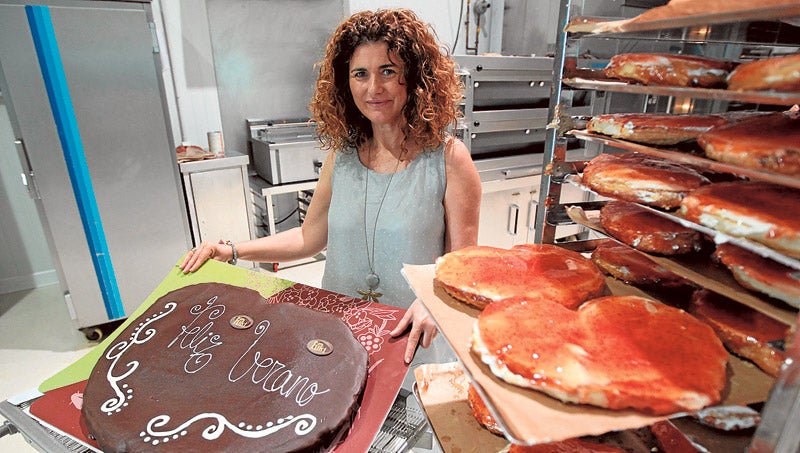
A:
[179,241,228,274]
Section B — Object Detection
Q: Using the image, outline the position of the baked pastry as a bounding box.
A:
[582,152,710,209]
[605,53,735,88]
[627,0,800,26]
[591,239,693,290]
[82,283,369,453]
[727,53,800,92]
[698,111,800,176]
[689,289,789,377]
[649,420,701,453]
[434,244,607,310]
[472,296,728,415]
[587,113,729,145]
[714,243,800,308]
[505,439,626,452]
[600,201,704,255]
[680,181,800,258]
[467,383,504,436]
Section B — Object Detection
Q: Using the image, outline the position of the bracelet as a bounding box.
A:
[225,240,238,265]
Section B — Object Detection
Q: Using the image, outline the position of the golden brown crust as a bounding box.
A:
[698,111,800,176]
[467,384,504,436]
[727,53,800,92]
[605,53,735,88]
[582,153,710,209]
[679,181,800,258]
[628,0,800,25]
[714,243,800,307]
[434,244,607,310]
[587,113,729,145]
[648,420,700,453]
[689,289,789,377]
[591,239,693,290]
[600,201,704,255]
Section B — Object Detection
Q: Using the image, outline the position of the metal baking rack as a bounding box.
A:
[565,3,800,35]
[529,1,800,450]
[368,388,429,453]
[562,78,800,107]
[568,129,800,190]
[0,398,94,453]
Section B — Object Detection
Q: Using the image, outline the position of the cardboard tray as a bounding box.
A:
[404,264,775,446]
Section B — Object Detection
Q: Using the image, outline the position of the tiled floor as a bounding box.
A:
[0,260,325,452]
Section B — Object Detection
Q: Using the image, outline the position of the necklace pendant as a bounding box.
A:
[366,272,380,290]
[358,288,383,302]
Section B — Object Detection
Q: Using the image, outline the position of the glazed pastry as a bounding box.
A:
[434,244,606,310]
[472,296,728,415]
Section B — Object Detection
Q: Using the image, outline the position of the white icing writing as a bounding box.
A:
[167,296,224,374]
[102,302,177,414]
[228,320,330,407]
[142,412,316,446]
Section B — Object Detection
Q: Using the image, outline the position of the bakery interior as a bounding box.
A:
[1,0,800,451]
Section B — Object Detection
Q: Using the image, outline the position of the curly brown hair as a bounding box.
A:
[309,9,463,153]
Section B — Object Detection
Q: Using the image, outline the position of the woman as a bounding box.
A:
[180,9,481,364]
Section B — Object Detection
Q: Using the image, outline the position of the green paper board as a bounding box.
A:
[39,257,294,393]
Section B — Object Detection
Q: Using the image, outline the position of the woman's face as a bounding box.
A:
[348,41,408,128]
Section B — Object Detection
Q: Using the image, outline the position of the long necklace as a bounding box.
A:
[358,142,407,302]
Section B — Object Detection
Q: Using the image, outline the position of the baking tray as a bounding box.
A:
[565,204,798,328]
[562,173,800,274]
[565,3,800,34]
[412,363,759,453]
[562,78,800,106]
[568,130,800,191]
[403,264,775,446]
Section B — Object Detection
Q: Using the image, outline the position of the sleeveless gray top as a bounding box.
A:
[322,145,446,309]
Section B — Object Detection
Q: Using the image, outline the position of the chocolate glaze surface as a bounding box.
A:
[82,283,368,453]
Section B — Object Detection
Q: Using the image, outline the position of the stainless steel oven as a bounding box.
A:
[247,119,325,185]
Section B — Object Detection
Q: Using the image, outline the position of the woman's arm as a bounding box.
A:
[179,151,336,273]
[390,138,482,363]
[443,137,482,252]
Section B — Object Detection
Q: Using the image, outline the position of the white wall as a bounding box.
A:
[157,0,506,153]
[348,0,503,55]
[1,1,509,293]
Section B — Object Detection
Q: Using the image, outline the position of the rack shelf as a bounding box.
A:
[563,78,800,105]
[566,3,800,35]
[532,0,800,449]
[568,129,800,190]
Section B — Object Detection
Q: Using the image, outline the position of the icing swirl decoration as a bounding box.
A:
[82,284,369,452]
[101,302,177,414]
[141,412,317,445]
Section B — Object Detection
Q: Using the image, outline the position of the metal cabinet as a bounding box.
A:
[180,154,254,268]
[478,176,539,248]
[0,0,192,332]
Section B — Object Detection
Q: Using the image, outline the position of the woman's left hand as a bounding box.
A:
[390,299,438,364]
[179,241,227,273]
